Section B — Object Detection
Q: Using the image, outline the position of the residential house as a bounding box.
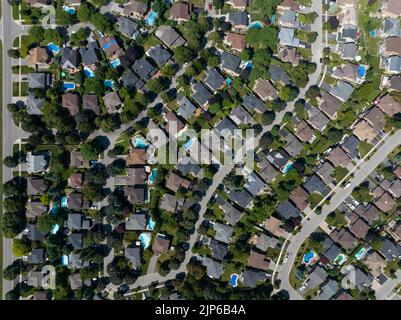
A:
[303,266,328,292]
[389,179,401,198]
[124,186,146,205]
[165,172,191,193]
[103,92,122,114]
[295,120,315,143]
[381,0,401,19]
[278,27,300,48]
[204,68,225,93]
[244,172,266,197]
[146,45,171,67]
[209,239,228,261]
[376,94,401,116]
[69,233,84,249]
[118,16,139,39]
[314,280,339,300]
[67,193,90,210]
[337,42,358,60]
[27,177,48,196]
[60,47,80,73]
[220,51,241,76]
[126,148,146,166]
[375,192,396,212]
[123,0,149,20]
[152,234,171,255]
[254,233,280,252]
[350,218,370,239]
[170,2,191,22]
[329,81,354,102]
[327,147,351,167]
[247,250,269,271]
[242,268,269,288]
[213,222,233,244]
[289,186,309,211]
[120,69,145,91]
[26,200,46,219]
[226,0,248,10]
[228,12,248,30]
[330,228,357,251]
[269,64,291,86]
[382,55,401,74]
[164,111,186,136]
[278,10,299,28]
[342,135,360,160]
[224,32,246,52]
[79,47,99,67]
[27,47,50,68]
[70,150,89,168]
[26,94,44,115]
[380,18,401,38]
[68,172,83,189]
[155,25,186,48]
[333,63,362,84]
[159,193,178,212]
[264,216,286,238]
[257,159,279,183]
[177,95,196,121]
[82,94,100,116]
[126,167,147,185]
[266,149,291,172]
[26,152,47,174]
[132,57,157,81]
[338,24,358,42]
[276,200,301,220]
[191,82,213,110]
[62,93,80,116]
[27,73,52,89]
[67,213,91,230]
[303,174,329,196]
[242,93,266,113]
[98,35,124,61]
[316,161,335,185]
[282,130,304,157]
[253,79,278,102]
[307,107,330,131]
[279,46,300,66]
[229,105,254,126]
[202,257,224,279]
[28,248,45,264]
[365,252,386,278]
[380,37,401,57]
[125,247,142,269]
[227,188,253,208]
[125,213,147,230]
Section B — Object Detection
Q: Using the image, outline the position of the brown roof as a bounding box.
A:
[384,0,401,17]
[279,46,300,66]
[247,250,269,271]
[126,167,147,185]
[170,3,191,21]
[361,205,380,225]
[124,186,145,204]
[393,223,401,240]
[82,94,100,116]
[331,228,357,251]
[372,185,385,199]
[152,235,170,255]
[317,92,341,119]
[123,0,148,17]
[69,172,83,189]
[225,32,246,51]
[327,147,351,167]
[126,148,146,166]
[26,200,46,219]
[289,186,309,210]
[278,0,300,11]
[365,252,386,277]
[395,166,401,179]
[165,111,185,135]
[295,120,315,142]
[27,177,48,196]
[70,150,89,167]
[264,216,285,237]
[376,94,401,116]
[336,292,353,300]
[375,192,396,212]
[383,37,401,56]
[365,106,385,132]
[353,119,377,143]
[103,92,122,114]
[165,172,191,193]
[27,47,49,66]
[253,79,279,101]
[62,93,80,116]
[350,218,369,238]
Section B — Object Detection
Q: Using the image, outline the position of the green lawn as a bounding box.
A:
[359,141,373,158]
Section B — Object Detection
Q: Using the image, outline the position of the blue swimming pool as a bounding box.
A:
[50,202,59,215]
[84,67,95,78]
[303,250,315,264]
[63,5,76,14]
[61,196,68,208]
[146,10,158,26]
[182,138,194,151]
[369,30,376,37]
[110,58,121,68]
[230,274,238,287]
[104,79,113,88]
[226,77,232,85]
[61,255,68,266]
[47,43,60,55]
[63,82,75,92]
[248,21,263,29]
[139,233,151,248]
[148,218,155,231]
[148,168,157,184]
[102,39,117,50]
[134,137,148,148]
[270,15,276,24]
[355,247,366,260]
[245,61,253,70]
[51,224,60,235]
[282,161,293,174]
[358,65,366,78]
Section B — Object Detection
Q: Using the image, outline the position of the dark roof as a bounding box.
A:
[220,51,241,75]
[28,248,45,264]
[228,11,248,26]
[269,64,291,85]
[146,45,172,67]
[242,268,268,288]
[132,57,157,81]
[209,239,228,261]
[27,223,45,241]
[191,82,213,107]
[60,47,80,69]
[242,93,266,113]
[303,174,329,196]
[227,188,253,208]
[69,233,84,249]
[118,16,138,38]
[276,200,301,220]
[125,213,147,230]
[120,47,137,67]
[82,94,100,116]
[79,47,99,66]
[27,73,52,89]
[204,68,225,92]
[27,177,48,195]
[124,246,141,268]
[177,95,196,120]
[120,69,145,90]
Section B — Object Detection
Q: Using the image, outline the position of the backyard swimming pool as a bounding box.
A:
[358,65,366,78]
[50,202,59,215]
[148,218,155,231]
[134,137,148,148]
[104,79,113,88]
[51,224,60,235]
[61,255,69,266]
[47,43,60,54]
[139,233,151,248]
[303,250,315,264]
[182,138,194,151]
[148,168,157,184]
[61,196,68,208]
[110,58,121,68]
[248,21,263,29]
[355,247,367,260]
[84,67,95,78]
[230,274,238,287]
[225,77,232,85]
[282,161,293,174]
[63,82,75,92]
[63,5,76,14]
[146,10,158,26]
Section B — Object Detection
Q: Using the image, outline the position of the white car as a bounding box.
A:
[299,43,306,48]
[344,182,351,189]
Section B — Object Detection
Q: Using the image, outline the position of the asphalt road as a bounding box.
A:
[277,129,401,299]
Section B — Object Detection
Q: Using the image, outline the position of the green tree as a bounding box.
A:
[13,237,32,257]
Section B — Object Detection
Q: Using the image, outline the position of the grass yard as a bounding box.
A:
[359,141,373,158]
